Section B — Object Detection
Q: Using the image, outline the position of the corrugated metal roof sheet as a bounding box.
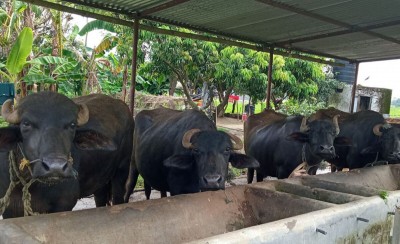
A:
[42,0,400,63]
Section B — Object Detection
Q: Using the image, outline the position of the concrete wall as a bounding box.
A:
[328,84,353,112]
[355,85,392,116]
[1,165,400,243]
[192,194,397,244]
[329,85,392,115]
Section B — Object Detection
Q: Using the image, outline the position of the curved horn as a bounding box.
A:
[182,129,201,149]
[299,116,309,133]
[1,99,20,124]
[373,124,383,136]
[228,133,243,150]
[333,115,340,135]
[77,104,89,126]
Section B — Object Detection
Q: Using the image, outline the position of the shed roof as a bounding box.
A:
[26,0,400,64]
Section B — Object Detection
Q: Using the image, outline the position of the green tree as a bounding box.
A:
[141,27,219,109]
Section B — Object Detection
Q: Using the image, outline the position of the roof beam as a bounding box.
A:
[277,19,400,46]
[143,15,353,62]
[139,0,191,17]
[257,0,400,45]
[21,0,345,66]
[54,0,132,16]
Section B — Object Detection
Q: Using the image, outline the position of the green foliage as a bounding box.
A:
[315,78,344,104]
[78,20,116,36]
[136,175,144,189]
[278,98,326,116]
[3,27,33,79]
[0,116,9,128]
[379,190,388,204]
[227,167,244,181]
[272,58,326,103]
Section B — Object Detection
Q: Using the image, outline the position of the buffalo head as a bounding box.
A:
[287,115,343,162]
[163,129,259,193]
[368,123,400,161]
[0,92,117,181]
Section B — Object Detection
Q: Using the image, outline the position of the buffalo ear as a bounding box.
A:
[74,130,117,151]
[334,136,352,147]
[287,132,309,142]
[230,153,259,169]
[163,155,194,170]
[0,127,20,151]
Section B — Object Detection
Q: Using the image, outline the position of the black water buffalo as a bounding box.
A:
[124,107,259,200]
[312,108,400,169]
[0,92,133,218]
[245,109,346,182]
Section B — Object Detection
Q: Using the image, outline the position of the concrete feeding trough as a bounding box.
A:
[1,165,400,243]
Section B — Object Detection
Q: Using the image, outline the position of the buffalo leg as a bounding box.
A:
[124,161,140,202]
[94,183,111,207]
[330,164,344,172]
[144,181,152,200]
[308,165,319,175]
[161,191,167,198]
[111,166,129,205]
[256,171,264,182]
[247,168,254,184]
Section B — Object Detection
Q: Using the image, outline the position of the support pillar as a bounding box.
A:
[350,62,359,113]
[266,49,274,109]
[129,18,140,114]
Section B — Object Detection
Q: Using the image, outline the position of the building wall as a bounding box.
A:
[329,85,392,115]
[328,84,353,112]
[355,85,392,115]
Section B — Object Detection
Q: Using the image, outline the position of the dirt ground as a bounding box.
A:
[74,117,247,211]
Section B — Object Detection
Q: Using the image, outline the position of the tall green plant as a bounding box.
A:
[0,27,32,87]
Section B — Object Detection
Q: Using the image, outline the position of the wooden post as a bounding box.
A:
[350,62,359,113]
[129,18,140,114]
[266,49,274,109]
[392,208,400,244]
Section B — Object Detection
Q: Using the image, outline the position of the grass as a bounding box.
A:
[390,106,400,118]
[223,102,265,115]
[225,103,400,118]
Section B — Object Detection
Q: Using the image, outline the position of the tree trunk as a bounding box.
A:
[216,87,233,117]
[180,79,198,109]
[50,10,61,93]
[231,100,236,114]
[121,64,128,102]
[169,73,178,96]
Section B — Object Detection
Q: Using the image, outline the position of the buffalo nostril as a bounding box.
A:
[62,163,68,171]
[41,161,50,171]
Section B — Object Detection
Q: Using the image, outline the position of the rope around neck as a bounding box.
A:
[0,151,38,216]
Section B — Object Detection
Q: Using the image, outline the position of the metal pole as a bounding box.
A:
[129,19,140,114]
[350,62,359,113]
[266,49,274,109]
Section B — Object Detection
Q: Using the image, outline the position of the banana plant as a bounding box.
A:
[0,27,33,90]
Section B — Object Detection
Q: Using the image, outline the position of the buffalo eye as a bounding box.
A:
[192,148,199,154]
[224,147,231,155]
[21,120,32,128]
[65,122,76,130]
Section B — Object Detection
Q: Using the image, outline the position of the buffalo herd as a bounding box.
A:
[0,92,399,218]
